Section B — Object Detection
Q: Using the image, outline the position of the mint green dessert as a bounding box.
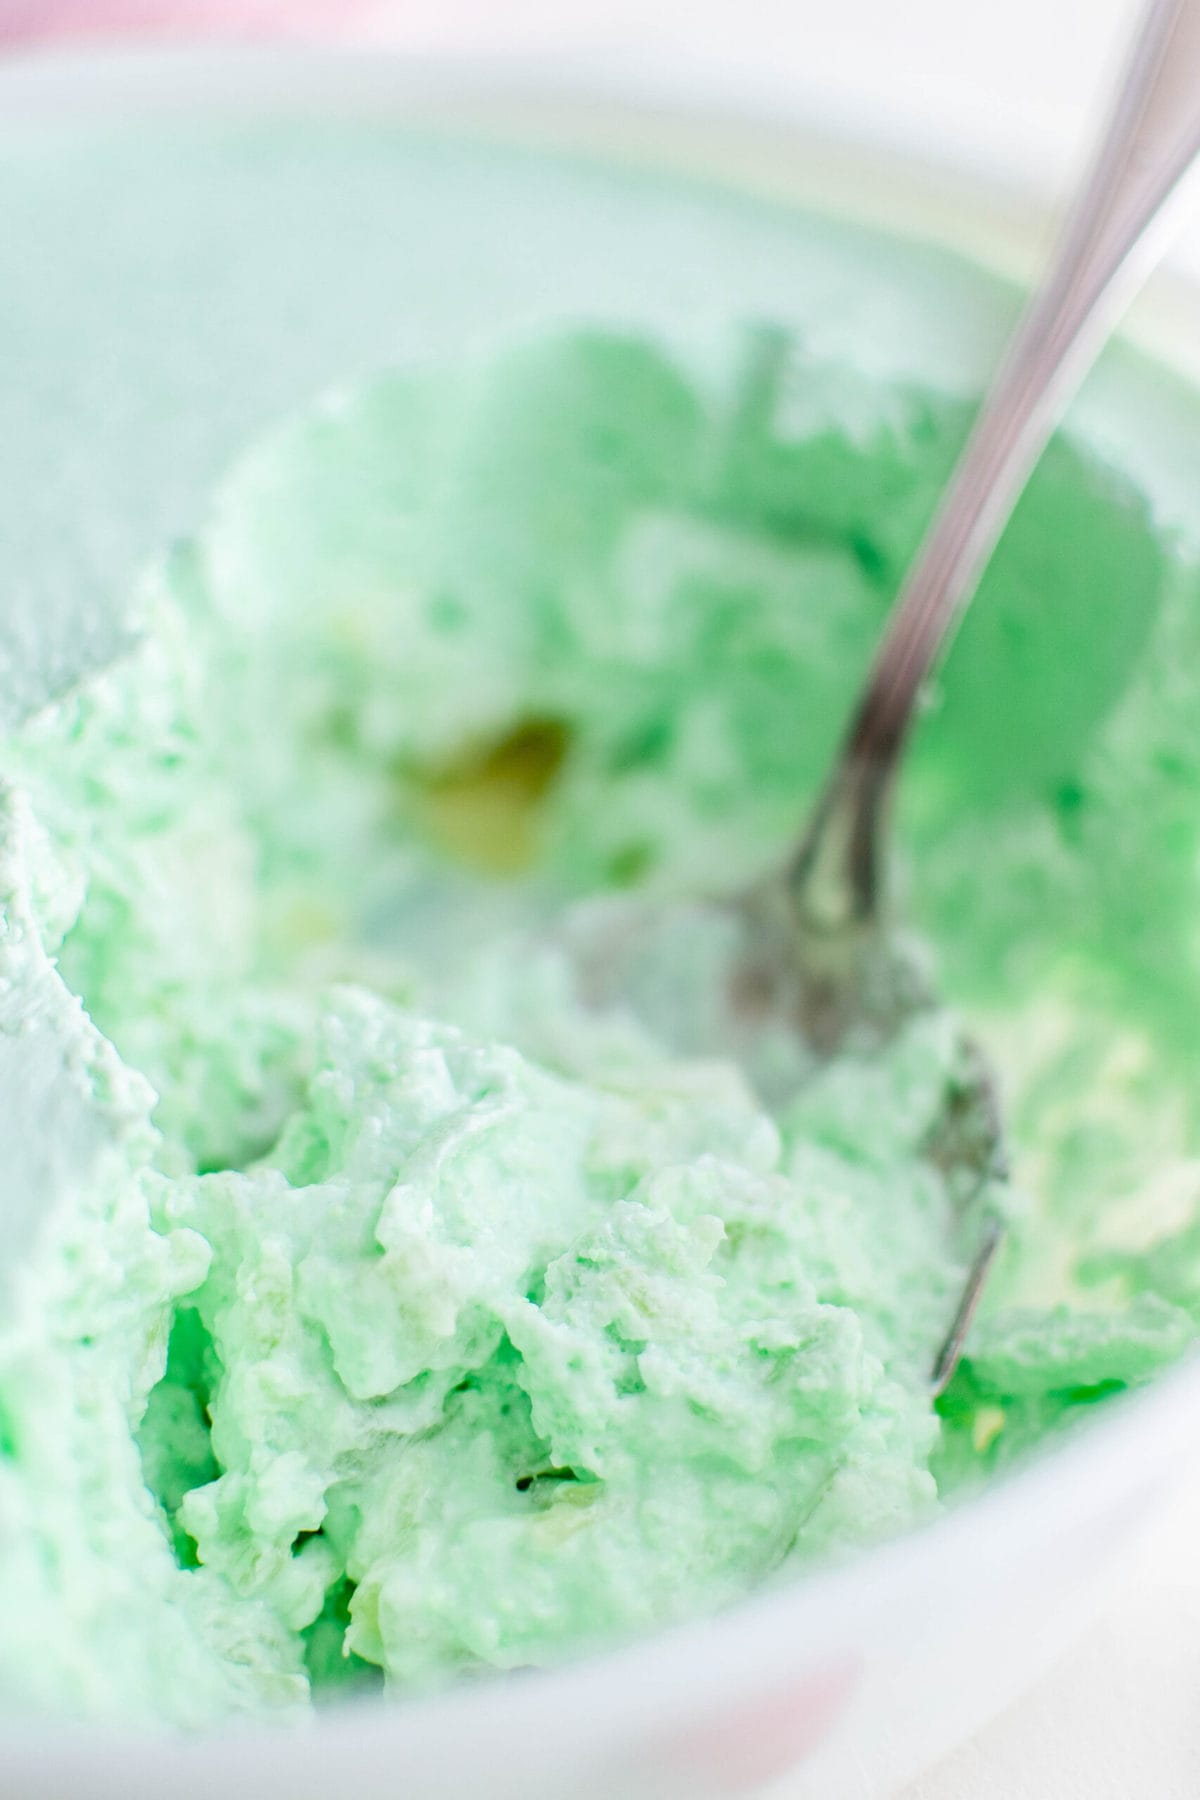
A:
[1,321,1198,1729]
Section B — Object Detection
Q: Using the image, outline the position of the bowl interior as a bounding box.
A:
[2,53,1200,1785]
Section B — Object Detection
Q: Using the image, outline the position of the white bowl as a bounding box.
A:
[2,44,1199,1800]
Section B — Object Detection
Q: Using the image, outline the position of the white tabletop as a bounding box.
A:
[895,1461,1200,1798]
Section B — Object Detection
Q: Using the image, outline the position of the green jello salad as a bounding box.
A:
[1,328,1198,1727]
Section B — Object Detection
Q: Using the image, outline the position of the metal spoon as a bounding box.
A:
[772,0,1200,1389]
[560,0,1200,1393]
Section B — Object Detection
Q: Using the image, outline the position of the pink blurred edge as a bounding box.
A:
[0,0,375,50]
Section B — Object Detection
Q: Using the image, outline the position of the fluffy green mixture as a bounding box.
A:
[1,330,1199,1727]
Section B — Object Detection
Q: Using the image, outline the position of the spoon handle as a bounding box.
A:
[789,0,1200,928]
